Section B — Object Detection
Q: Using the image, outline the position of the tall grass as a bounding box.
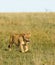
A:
[0,13,55,65]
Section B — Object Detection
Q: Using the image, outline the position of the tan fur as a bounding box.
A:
[8,33,31,52]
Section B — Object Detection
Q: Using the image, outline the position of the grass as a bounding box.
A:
[0,12,55,65]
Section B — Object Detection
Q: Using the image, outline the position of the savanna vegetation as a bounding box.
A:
[0,13,55,65]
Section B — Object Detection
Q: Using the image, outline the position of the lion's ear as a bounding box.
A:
[28,32,31,37]
[27,32,31,37]
[24,33,31,39]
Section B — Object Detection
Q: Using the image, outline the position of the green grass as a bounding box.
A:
[0,12,55,65]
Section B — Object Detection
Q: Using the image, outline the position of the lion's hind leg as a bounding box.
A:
[8,36,14,51]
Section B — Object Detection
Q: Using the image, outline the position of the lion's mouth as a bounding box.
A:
[23,36,30,43]
[25,39,30,43]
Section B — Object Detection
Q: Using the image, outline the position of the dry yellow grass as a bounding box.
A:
[0,13,55,65]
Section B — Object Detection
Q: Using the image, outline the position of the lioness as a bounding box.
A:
[8,32,31,53]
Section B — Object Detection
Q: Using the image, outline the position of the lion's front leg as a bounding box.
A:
[20,41,25,53]
[24,43,28,52]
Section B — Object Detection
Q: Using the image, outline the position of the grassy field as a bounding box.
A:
[0,13,55,65]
